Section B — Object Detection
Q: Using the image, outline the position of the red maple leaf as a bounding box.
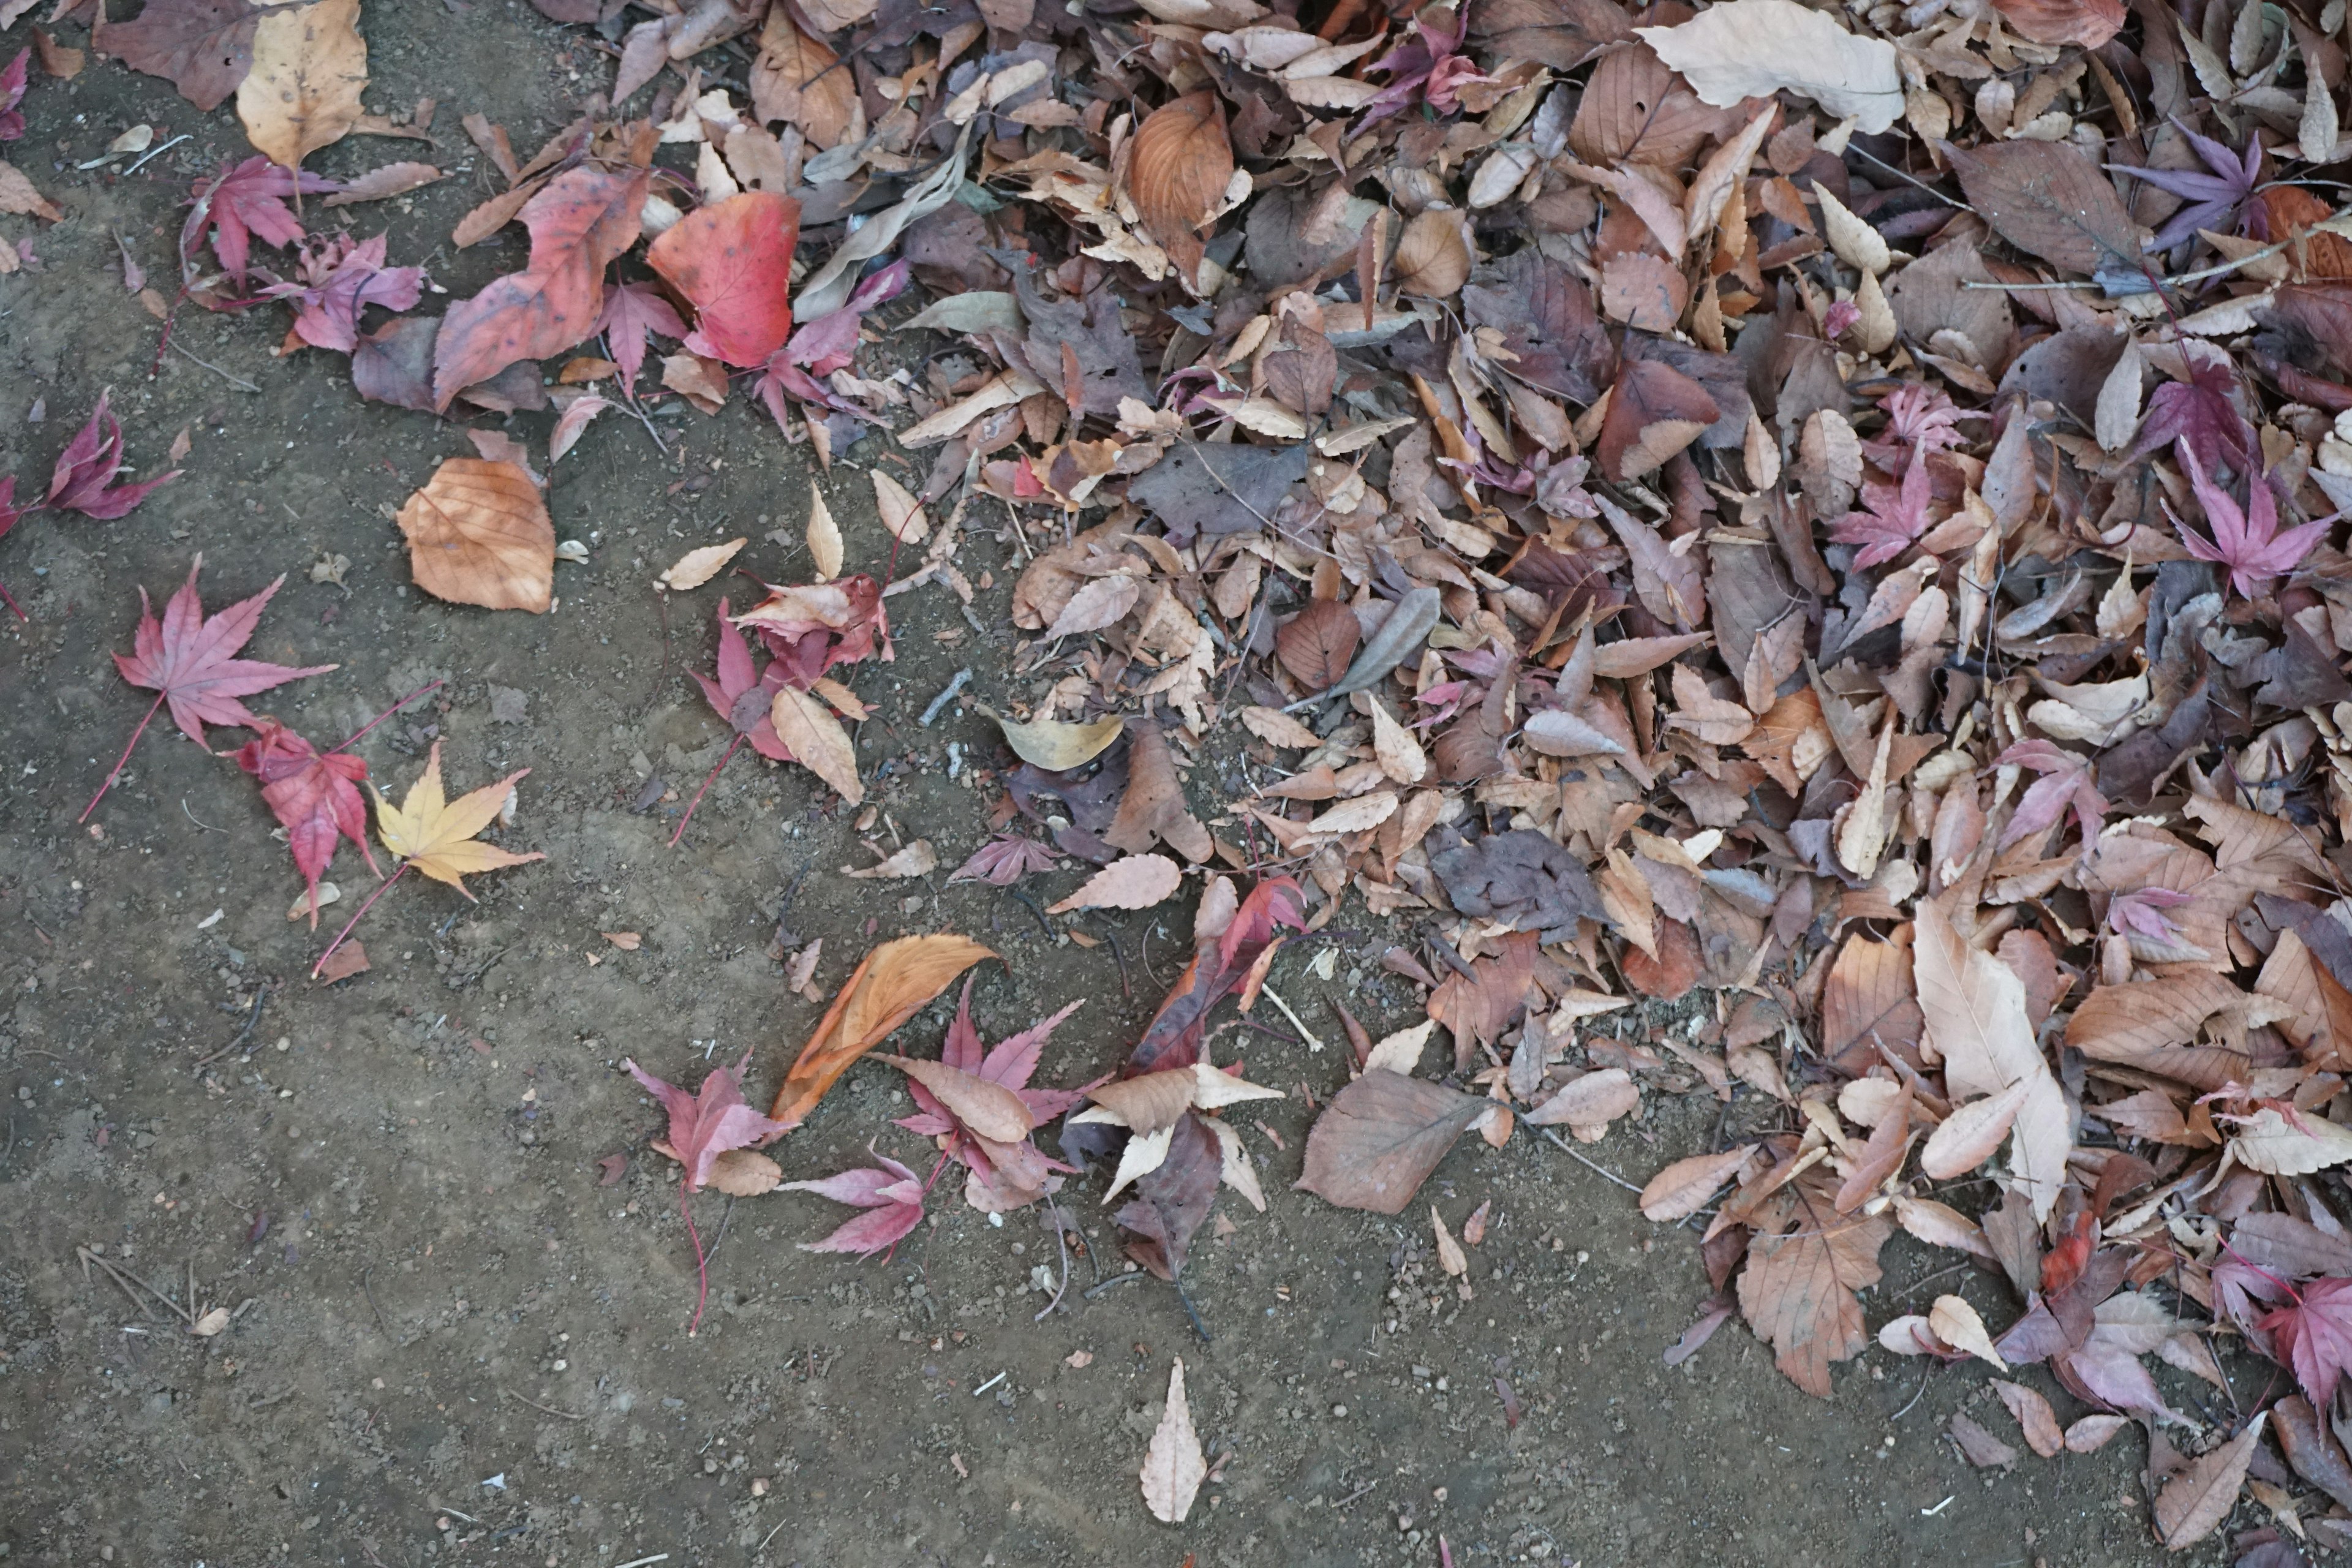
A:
[671,597,794,846]
[232,720,379,927]
[182,156,334,284]
[2171,439,2329,598]
[2260,1276,2352,1409]
[1861,383,1977,473]
[85,556,334,820]
[895,977,1089,1210]
[732,575,892,687]
[595,279,686,399]
[261,232,426,353]
[2133,351,2254,473]
[1828,456,1934,570]
[947,834,1061,886]
[780,1151,929,1259]
[0,47,27,142]
[45,393,183,519]
[625,1048,794,1332]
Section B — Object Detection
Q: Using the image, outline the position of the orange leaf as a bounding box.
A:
[394,458,554,612]
[768,934,994,1128]
[647,189,802,369]
[1129,91,1230,279]
[432,162,649,407]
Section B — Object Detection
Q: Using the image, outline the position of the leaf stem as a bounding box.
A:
[681,1186,710,1336]
[80,692,165,823]
[669,733,745,847]
[0,576,24,622]
[312,861,408,979]
[332,677,444,754]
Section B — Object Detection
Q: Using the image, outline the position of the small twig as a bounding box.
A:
[167,341,262,393]
[333,678,442,754]
[1088,918,1131,1000]
[193,986,273,1068]
[1893,1372,1934,1421]
[1006,888,1054,941]
[1331,1480,1378,1509]
[1034,1213,1072,1321]
[500,1386,586,1420]
[181,798,224,832]
[1538,1129,1646,1194]
[362,1267,394,1340]
[919,667,972,726]
[1260,986,1325,1052]
[1085,1271,1144,1299]
[612,1556,671,1568]
[1174,1278,1213,1343]
[80,692,165,822]
[700,1196,739,1268]
[1894,1262,1974,1304]
[123,132,191,176]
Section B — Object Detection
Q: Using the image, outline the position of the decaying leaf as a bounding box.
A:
[769,935,994,1127]
[394,458,556,613]
[1140,1359,1207,1523]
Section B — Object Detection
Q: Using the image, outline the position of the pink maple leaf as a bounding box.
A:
[232,719,379,927]
[2171,439,2329,598]
[1861,383,1977,473]
[2108,885,2193,945]
[2261,1276,2352,1409]
[183,156,336,284]
[947,834,1060,887]
[262,232,426,354]
[753,260,909,429]
[45,393,182,519]
[0,47,27,142]
[781,1150,929,1258]
[595,279,687,400]
[671,597,794,846]
[894,978,1090,1212]
[625,1048,793,1332]
[2133,352,2254,473]
[1830,455,1934,570]
[1996,739,2109,851]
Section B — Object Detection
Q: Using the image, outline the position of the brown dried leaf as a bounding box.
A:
[1297,1070,1488,1213]
[238,0,368,173]
[1276,599,1361,692]
[1939,138,2144,279]
[2152,1414,2264,1549]
[1736,1169,1891,1396]
[770,934,993,1126]
[394,458,554,613]
[658,537,747,592]
[882,1055,1033,1142]
[1639,1146,1750,1220]
[1915,897,2068,1219]
[708,1148,783,1196]
[1140,1359,1207,1523]
[1393,208,1472,298]
[1047,853,1183,914]
[1992,1379,2065,1458]
[1129,92,1231,251]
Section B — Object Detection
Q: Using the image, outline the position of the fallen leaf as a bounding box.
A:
[628,1048,792,1193]
[315,939,370,983]
[781,1153,928,1257]
[769,685,864,805]
[101,0,267,111]
[1392,208,1471,298]
[1140,1359,1207,1523]
[1636,0,1901,133]
[601,931,641,949]
[235,720,377,927]
[769,934,994,1127]
[1048,853,1182,913]
[1297,1070,1489,1213]
[807,484,842,579]
[881,1054,1034,1143]
[845,840,938,880]
[1129,91,1231,278]
[984,707,1123,771]
[1915,897,2069,1219]
[369,741,546,895]
[1737,1169,1891,1397]
[647,189,802,368]
[1940,138,2143,279]
[1276,599,1361,692]
[190,1305,232,1337]
[2229,1107,2352,1175]
[107,556,334,750]
[2153,1413,2264,1549]
[1992,1379,2065,1458]
[658,537,747,592]
[1926,1295,2008,1371]
[1639,1147,1750,1221]
[394,459,555,612]
[709,1148,782,1196]
[237,0,367,174]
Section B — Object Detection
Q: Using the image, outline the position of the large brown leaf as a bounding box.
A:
[1596,358,1718,482]
[99,0,268,112]
[1129,91,1231,279]
[1988,0,2123,45]
[1736,1169,1891,1397]
[394,458,554,612]
[431,162,650,409]
[769,934,994,1128]
[1939,139,2143,279]
[1820,930,1924,1071]
[1275,599,1360,691]
[1297,1069,1489,1213]
[2152,1414,2263,1549]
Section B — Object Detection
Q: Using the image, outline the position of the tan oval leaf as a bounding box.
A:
[845,840,937,880]
[770,685,864,805]
[1638,1147,1750,1221]
[1992,1380,2064,1458]
[1393,208,1470,298]
[1926,1295,2008,1371]
[807,483,842,579]
[237,0,368,173]
[1526,1068,1640,1129]
[2153,1412,2264,1548]
[1367,695,1427,785]
[1083,1068,1199,1135]
[658,537,747,591]
[1918,1079,2032,1180]
[1239,705,1322,749]
[709,1148,783,1196]
[1140,1359,1207,1523]
[1041,573,1142,641]
[872,469,929,543]
[394,458,555,612]
[882,1054,1034,1142]
[1047,853,1182,914]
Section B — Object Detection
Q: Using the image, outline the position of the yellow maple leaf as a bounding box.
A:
[369,741,546,896]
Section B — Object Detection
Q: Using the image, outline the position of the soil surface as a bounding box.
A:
[0,6,2177,1565]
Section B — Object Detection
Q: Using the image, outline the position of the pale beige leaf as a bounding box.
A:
[1140,1359,1207,1523]
[1205,1115,1265,1212]
[845,840,937,880]
[1525,1068,1639,1129]
[1363,1020,1436,1077]
[1635,0,1902,133]
[1366,695,1428,785]
[1926,1295,2009,1371]
[983,707,1123,770]
[2066,1414,2130,1453]
[1994,1380,2065,1457]
[1042,573,1143,641]
[1047,853,1183,914]
[1918,1079,2032,1180]
[771,686,864,804]
[238,0,368,172]
[2228,1107,2352,1175]
[1306,791,1399,837]
[2094,336,2144,454]
[871,469,929,543]
[882,1054,1033,1142]
[2153,1412,2264,1549]
[807,484,842,580]
[1892,1195,2000,1260]
[1521,707,1627,757]
[1104,1122,1175,1204]
[1187,1061,1283,1111]
[1431,1206,1468,1277]
[1639,1147,1750,1221]
[1077,1068,1199,1134]
[658,537,746,591]
[1814,184,1890,274]
[709,1148,783,1196]
[1392,208,1470,298]
[395,459,555,613]
[1240,705,1322,748]
[1915,897,2068,1219]
[191,1306,232,1337]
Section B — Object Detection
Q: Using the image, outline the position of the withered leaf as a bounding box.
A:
[1297,1070,1488,1214]
[1736,1169,1891,1397]
[1275,599,1361,692]
[1940,138,2144,279]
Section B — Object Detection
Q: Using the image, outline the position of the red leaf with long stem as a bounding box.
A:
[674,596,794,846]
[624,1049,792,1333]
[85,555,334,820]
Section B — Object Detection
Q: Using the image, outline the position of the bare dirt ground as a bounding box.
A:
[0,5,2176,1564]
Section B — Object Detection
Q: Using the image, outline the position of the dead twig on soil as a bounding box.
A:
[500,1385,586,1420]
[1539,1129,1646,1196]
[168,342,260,392]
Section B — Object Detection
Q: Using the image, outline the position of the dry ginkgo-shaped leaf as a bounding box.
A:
[983,706,1123,771]
[769,933,994,1127]
[658,537,745,591]
[369,741,546,895]
[237,0,368,174]
[769,685,864,805]
[1048,853,1182,913]
[1392,209,1471,298]
[1140,1358,1207,1524]
[395,458,555,612]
